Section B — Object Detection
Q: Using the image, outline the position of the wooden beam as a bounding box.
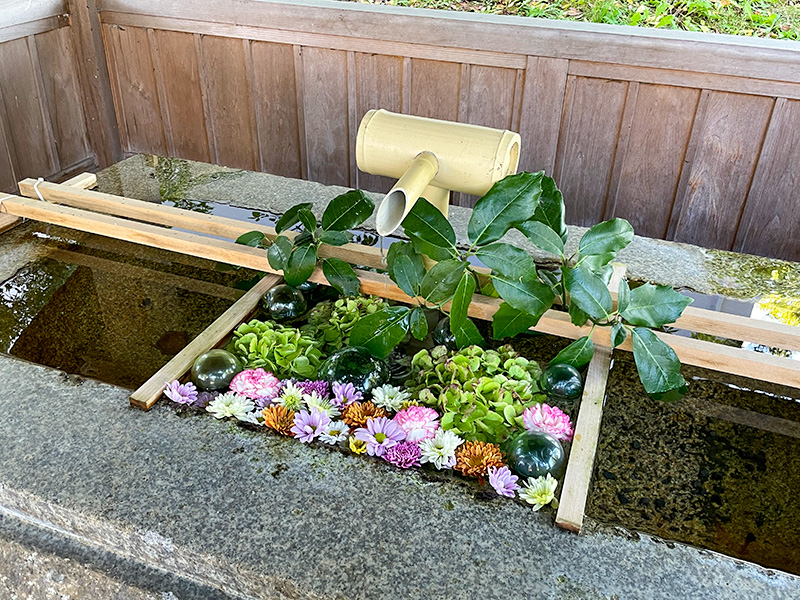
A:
[130,274,281,410]
[61,172,97,189]
[0,213,20,235]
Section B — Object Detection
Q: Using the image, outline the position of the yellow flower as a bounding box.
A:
[349,435,367,454]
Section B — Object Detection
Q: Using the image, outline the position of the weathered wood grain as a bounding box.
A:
[410,58,461,122]
[0,86,17,193]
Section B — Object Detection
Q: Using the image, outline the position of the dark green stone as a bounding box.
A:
[431,316,457,350]
[260,284,307,322]
[506,429,566,479]
[191,349,243,391]
[540,363,584,400]
[318,346,389,396]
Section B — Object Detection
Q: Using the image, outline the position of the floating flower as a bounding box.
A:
[262,405,295,435]
[319,421,349,445]
[419,428,464,470]
[522,403,574,442]
[164,380,197,405]
[349,435,367,454]
[454,440,504,479]
[393,405,439,442]
[488,466,520,498]
[206,392,254,420]
[236,410,263,425]
[229,368,281,403]
[372,384,411,412]
[277,381,305,412]
[520,474,559,511]
[332,382,362,408]
[290,408,331,443]
[383,441,422,468]
[304,391,341,419]
[354,417,406,457]
[194,391,216,409]
[341,401,387,428]
[296,379,330,399]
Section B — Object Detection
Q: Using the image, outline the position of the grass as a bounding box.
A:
[360,0,800,39]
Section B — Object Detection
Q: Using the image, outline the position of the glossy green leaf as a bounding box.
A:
[577,218,634,258]
[491,302,539,339]
[475,242,537,280]
[349,306,411,359]
[621,283,693,328]
[516,220,565,256]
[386,241,425,298]
[401,198,458,261]
[318,230,350,246]
[551,335,595,370]
[538,268,559,292]
[275,202,313,234]
[568,301,590,327]
[452,317,485,348]
[631,328,687,401]
[449,270,475,331]
[409,306,428,340]
[297,207,317,233]
[490,273,555,325]
[267,235,293,271]
[235,230,266,247]
[284,244,317,287]
[532,175,567,242]
[321,190,374,231]
[322,257,359,297]
[563,266,613,321]
[611,322,627,349]
[617,278,631,314]
[481,278,500,298]
[468,171,544,245]
[420,259,467,304]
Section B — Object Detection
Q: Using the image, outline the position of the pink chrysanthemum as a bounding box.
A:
[229,369,281,403]
[383,441,422,468]
[522,403,574,442]
[354,417,406,457]
[164,380,197,405]
[488,465,520,498]
[393,406,439,443]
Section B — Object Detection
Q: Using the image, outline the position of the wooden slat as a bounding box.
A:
[0,85,16,193]
[130,274,281,409]
[0,213,21,235]
[61,172,98,189]
[409,58,461,122]
[0,0,66,30]
[462,65,517,130]
[0,15,70,44]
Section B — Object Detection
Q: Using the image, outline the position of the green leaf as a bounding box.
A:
[420,259,467,304]
[275,202,313,234]
[532,175,567,242]
[235,230,266,247]
[284,244,317,287]
[621,283,693,328]
[267,235,293,271]
[630,328,687,401]
[516,220,565,256]
[475,242,537,280]
[617,278,631,314]
[452,317,485,348]
[321,190,374,231]
[611,322,627,348]
[449,271,476,331]
[294,230,313,246]
[481,278,499,298]
[322,257,359,297]
[539,268,559,291]
[563,266,613,321]
[551,336,595,370]
[386,241,425,298]
[503,404,517,425]
[468,171,544,245]
[578,218,634,258]
[568,301,589,327]
[349,306,410,359]
[578,252,616,270]
[492,302,539,339]
[409,306,428,340]
[297,207,317,233]
[491,273,555,325]
[318,230,350,246]
[401,198,458,261]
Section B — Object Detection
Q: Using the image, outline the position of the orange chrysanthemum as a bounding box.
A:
[262,405,295,436]
[455,440,505,478]
[341,401,387,428]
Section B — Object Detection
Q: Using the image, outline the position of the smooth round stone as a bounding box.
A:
[431,316,457,350]
[191,349,243,391]
[506,429,566,479]
[260,284,307,322]
[295,280,319,294]
[318,346,389,396]
[540,363,584,400]
[387,349,412,386]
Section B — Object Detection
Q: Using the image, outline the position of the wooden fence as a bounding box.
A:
[1,0,799,261]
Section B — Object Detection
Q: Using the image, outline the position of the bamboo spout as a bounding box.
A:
[375,151,440,236]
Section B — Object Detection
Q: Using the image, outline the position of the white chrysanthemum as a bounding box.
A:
[319,420,349,445]
[304,391,341,419]
[519,474,559,511]
[277,382,305,412]
[206,392,254,420]
[419,428,464,470]
[372,384,411,412]
[236,409,264,425]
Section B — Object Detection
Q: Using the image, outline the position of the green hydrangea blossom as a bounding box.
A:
[231,319,323,379]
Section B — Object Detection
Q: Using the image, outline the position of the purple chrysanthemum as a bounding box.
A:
[488,465,520,498]
[296,379,330,399]
[194,391,217,409]
[383,441,422,468]
[331,381,363,408]
[164,380,197,405]
[290,408,331,443]
[354,417,406,457]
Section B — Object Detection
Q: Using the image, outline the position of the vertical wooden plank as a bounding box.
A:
[26,35,60,174]
[518,56,569,175]
[193,33,217,164]
[463,65,517,130]
[301,46,349,186]
[104,25,167,155]
[607,84,699,239]
[603,82,638,221]
[734,98,800,261]
[409,58,460,121]
[251,41,301,178]
[292,45,308,180]
[242,39,261,171]
[198,35,257,170]
[346,51,358,189]
[401,57,411,114]
[0,87,17,192]
[554,76,629,226]
[669,91,773,250]
[354,52,403,193]
[0,38,54,177]
[101,23,129,152]
[35,28,91,170]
